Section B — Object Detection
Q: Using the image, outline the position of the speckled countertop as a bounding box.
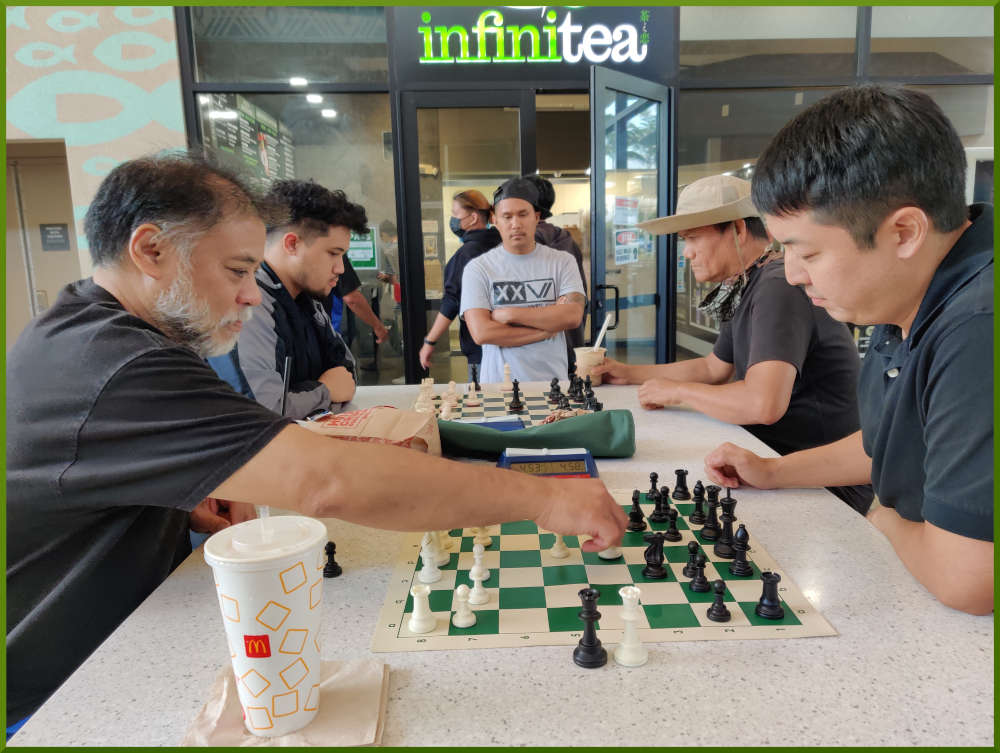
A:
[10,384,993,746]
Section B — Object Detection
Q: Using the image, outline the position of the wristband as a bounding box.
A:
[423,337,436,346]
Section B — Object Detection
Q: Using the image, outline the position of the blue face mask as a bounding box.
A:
[449,216,465,239]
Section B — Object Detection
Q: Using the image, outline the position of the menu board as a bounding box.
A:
[204,94,295,187]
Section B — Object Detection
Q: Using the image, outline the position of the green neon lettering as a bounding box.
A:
[436,25,470,62]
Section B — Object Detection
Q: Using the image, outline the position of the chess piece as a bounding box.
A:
[468,567,489,605]
[508,379,525,414]
[572,588,607,668]
[713,491,737,559]
[465,381,481,407]
[700,496,721,541]
[672,469,691,500]
[592,401,603,411]
[548,377,562,404]
[438,530,454,550]
[722,486,738,521]
[647,472,659,501]
[418,537,442,584]
[626,490,647,532]
[558,394,571,411]
[688,554,710,593]
[755,571,785,619]
[648,486,668,523]
[439,401,454,420]
[323,541,342,578]
[471,363,481,392]
[682,540,701,578]
[597,545,622,560]
[470,542,491,582]
[501,363,513,391]
[407,584,436,634]
[451,584,476,628]
[549,533,569,559]
[664,508,682,542]
[584,374,593,392]
[641,532,668,579]
[613,586,648,667]
[706,579,731,622]
[689,481,707,524]
[472,526,493,548]
[728,524,754,577]
[429,530,449,566]
[567,360,577,381]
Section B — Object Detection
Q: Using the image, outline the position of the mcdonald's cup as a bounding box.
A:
[204,516,329,737]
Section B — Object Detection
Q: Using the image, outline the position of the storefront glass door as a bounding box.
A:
[589,67,673,364]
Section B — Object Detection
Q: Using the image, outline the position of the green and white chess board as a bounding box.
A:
[371,488,837,651]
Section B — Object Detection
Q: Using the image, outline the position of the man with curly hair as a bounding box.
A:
[210,180,364,418]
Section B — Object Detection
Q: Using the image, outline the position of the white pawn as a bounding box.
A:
[407,584,437,634]
[549,533,569,559]
[451,584,477,628]
[470,542,491,582]
[439,401,454,420]
[468,568,489,605]
[465,381,481,407]
[418,536,442,583]
[472,526,493,548]
[598,545,622,560]
[446,380,458,400]
[614,585,648,667]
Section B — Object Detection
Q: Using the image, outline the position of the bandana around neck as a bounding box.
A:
[697,237,783,323]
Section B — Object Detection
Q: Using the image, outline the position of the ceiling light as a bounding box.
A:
[321,108,337,119]
[306,94,323,104]
[289,77,308,86]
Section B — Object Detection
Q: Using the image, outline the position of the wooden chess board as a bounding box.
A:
[371,487,837,652]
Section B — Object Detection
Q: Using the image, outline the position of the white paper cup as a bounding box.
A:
[204,516,328,737]
[574,347,607,386]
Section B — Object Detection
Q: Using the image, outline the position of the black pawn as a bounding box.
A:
[689,481,707,524]
[682,541,701,578]
[323,541,342,578]
[626,490,647,532]
[688,554,710,592]
[729,523,754,577]
[548,377,561,403]
[593,401,603,411]
[672,469,691,500]
[700,498,720,541]
[706,579,731,622]
[573,587,607,668]
[755,571,785,620]
[641,532,668,579]
[584,374,593,392]
[647,472,659,501]
[558,394,571,410]
[664,508,682,542]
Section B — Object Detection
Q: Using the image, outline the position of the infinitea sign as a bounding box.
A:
[391,6,675,86]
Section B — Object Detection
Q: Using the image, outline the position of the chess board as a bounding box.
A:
[371,488,836,652]
[415,390,585,427]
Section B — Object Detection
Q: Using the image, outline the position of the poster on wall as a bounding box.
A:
[279,123,296,180]
[254,106,281,179]
[209,93,239,156]
[613,197,639,226]
[236,96,261,173]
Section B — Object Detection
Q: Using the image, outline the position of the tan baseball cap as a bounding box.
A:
[637,174,759,236]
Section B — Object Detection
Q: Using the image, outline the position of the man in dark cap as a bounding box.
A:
[459,177,586,383]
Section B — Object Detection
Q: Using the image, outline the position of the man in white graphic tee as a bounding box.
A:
[460,177,586,384]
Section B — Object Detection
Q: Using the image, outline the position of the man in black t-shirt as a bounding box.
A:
[705,86,992,615]
[594,174,872,514]
[5,154,627,726]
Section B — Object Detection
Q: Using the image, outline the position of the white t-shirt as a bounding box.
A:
[460,243,584,384]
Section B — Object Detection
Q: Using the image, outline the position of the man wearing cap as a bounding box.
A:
[460,177,586,384]
[594,174,872,514]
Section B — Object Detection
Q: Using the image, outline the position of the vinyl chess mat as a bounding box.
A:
[371,489,837,651]
[413,390,586,427]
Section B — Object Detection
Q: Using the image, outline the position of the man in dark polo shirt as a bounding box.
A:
[5,154,628,727]
[594,174,872,514]
[705,85,993,615]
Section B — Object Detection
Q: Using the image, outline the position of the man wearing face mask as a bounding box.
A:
[593,175,872,514]
[419,190,501,380]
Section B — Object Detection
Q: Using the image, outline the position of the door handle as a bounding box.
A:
[595,284,619,330]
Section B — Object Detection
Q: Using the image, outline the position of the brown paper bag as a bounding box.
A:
[298,406,441,456]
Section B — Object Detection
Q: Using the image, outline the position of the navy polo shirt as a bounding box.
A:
[858,204,993,541]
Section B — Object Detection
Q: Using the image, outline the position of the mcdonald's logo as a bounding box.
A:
[244,634,271,658]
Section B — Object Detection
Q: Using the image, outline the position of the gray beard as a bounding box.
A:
[152,269,253,358]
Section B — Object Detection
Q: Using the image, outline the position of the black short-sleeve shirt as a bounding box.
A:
[859,204,993,541]
[332,255,361,298]
[6,279,291,721]
[714,260,863,454]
